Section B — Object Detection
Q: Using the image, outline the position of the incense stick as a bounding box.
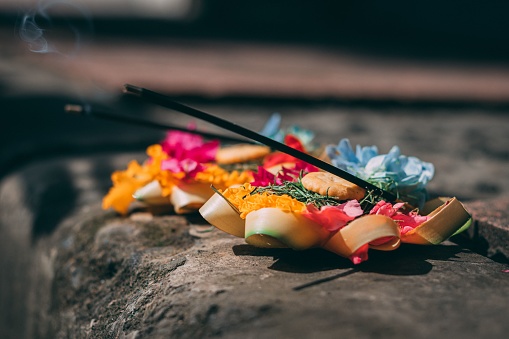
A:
[64,104,255,144]
[123,84,397,202]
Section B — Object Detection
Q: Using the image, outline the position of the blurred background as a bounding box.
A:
[1,0,509,194]
[1,0,509,169]
[1,1,509,337]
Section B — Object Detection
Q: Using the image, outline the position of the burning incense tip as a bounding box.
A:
[122,83,397,202]
[124,84,143,96]
[64,104,85,115]
[63,102,255,144]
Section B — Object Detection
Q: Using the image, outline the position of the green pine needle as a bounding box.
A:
[251,178,384,212]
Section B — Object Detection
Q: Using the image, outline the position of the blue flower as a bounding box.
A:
[326,139,434,208]
[260,113,283,141]
[260,113,316,150]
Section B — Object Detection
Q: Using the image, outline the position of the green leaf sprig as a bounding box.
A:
[251,177,385,212]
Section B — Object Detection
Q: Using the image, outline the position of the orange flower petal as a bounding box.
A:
[102,180,139,214]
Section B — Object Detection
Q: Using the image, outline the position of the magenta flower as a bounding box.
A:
[161,158,204,178]
[303,200,363,232]
[251,163,319,187]
[159,130,219,179]
[284,161,319,177]
[160,130,219,163]
[251,166,279,186]
[349,244,369,265]
[369,200,429,234]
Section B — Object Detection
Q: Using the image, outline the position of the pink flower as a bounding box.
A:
[369,200,429,234]
[251,166,278,186]
[349,244,369,265]
[393,213,429,235]
[158,130,219,179]
[251,163,319,187]
[303,200,363,232]
[160,130,219,163]
[280,162,319,182]
[161,131,219,178]
[291,161,320,174]
[161,158,204,178]
[263,134,316,169]
[370,201,405,217]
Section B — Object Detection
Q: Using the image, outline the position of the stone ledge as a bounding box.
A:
[41,205,509,338]
[462,197,509,262]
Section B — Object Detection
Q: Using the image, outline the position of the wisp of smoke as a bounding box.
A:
[18,0,93,56]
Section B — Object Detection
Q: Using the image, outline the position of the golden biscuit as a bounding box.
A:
[301,172,365,200]
[216,144,271,164]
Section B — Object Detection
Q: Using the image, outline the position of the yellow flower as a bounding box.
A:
[222,184,306,219]
[145,144,168,175]
[194,165,253,189]
[157,170,185,197]
[102,144,169,214]
[102,146,254,214]
[102,160,153,214]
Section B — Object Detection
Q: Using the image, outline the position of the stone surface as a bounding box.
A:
[37,207,509,338]
[2,104,509,338]
[1,154,509,339]
[2,31,509,339]
[463,198,509,262]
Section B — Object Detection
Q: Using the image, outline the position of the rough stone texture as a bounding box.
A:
[2,31,509,339]
[2,104,509,338]
[463,198,509,262]
[33,206,509,339]
[1,155,509,339]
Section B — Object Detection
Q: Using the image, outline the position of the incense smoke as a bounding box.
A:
[18,0,92,55]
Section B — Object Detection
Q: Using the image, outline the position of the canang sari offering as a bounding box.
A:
[102,129,254,215]
[199,138,471,264]
[102,119,471,264]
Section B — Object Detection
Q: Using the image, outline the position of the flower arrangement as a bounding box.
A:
[102,115,315,215]
[326,139,435,208]
[199,138,471,265]
[102,129,252,215]
[102,117,471,265]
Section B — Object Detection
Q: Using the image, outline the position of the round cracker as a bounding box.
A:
[216,144,271,164]
[301,171,365,200]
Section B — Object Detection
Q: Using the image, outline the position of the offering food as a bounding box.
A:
[301,171,366,200]
[102,129,253,215]
[98,86,471,265]
[216,144,271,164]
[199,138,471,264]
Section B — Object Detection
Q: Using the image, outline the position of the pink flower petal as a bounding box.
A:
[342,200,364,218]
[160,130,219,162]
[186,140,220,163]
[180,159,199,173]
[161,158,204,179]
[303,201,363,232]
[251,166,277,187]
[370,200,429,234]
[349,244,369,264]
[161,158,181,173]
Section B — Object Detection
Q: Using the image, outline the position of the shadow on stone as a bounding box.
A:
[360,243,466,275]
[233,245,352,273]
[22,165,79,241]
[292,269,359,291]
[233,242,466,277]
